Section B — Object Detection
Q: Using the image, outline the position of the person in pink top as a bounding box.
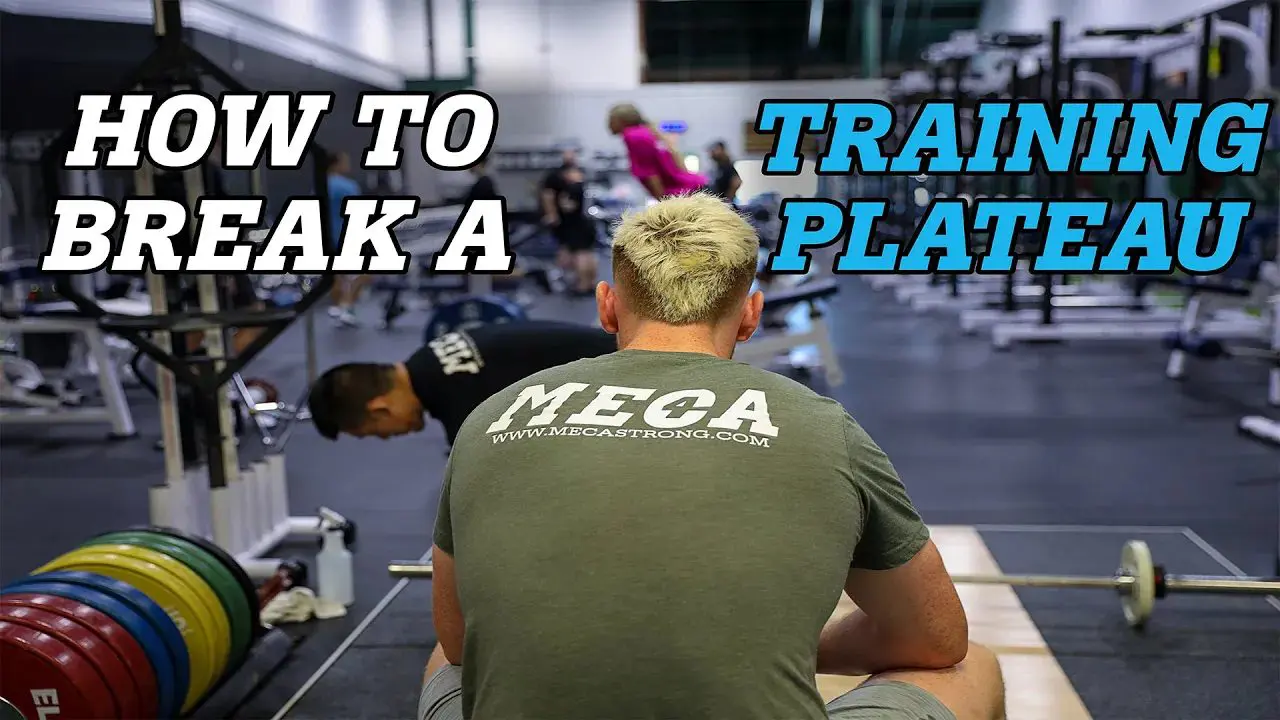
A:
[608,103,707,199]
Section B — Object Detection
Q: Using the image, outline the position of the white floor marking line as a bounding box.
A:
[269,547,434,720]
[972,524,1186,534]
[1178,527,1280,614]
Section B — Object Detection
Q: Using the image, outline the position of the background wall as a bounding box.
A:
[414,0,887,206]
[0,0,425,87]
[470,0,641,92]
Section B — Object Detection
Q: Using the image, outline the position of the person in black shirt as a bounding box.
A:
[707,141,742,205]
[540,149,598,297]
[307,320,617,445]
[465,159,501,203]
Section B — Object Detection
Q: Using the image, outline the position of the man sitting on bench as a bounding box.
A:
[419,193,1003,720]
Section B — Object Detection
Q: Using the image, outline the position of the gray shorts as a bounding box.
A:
[418,666,956,720]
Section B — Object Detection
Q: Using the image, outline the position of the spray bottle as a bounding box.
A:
[316,508,354,607]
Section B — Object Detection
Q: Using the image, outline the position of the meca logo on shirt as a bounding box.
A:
[485,382,779,446]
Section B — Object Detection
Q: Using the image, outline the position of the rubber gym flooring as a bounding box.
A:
[1,277,1277,719]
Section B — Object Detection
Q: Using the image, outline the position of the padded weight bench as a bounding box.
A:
[736,278,844,387]
[380,208,547,329]
[1161,277,1275,395]
[0,297,148,436]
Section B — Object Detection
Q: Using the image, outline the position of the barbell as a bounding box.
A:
[387,540,1279,630]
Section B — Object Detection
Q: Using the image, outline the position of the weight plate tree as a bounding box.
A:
[0,604,141,718]
[36,547,227,708]
[0,620,117,719]
[4,571,191,714]
[0,593,160,718]
[85,530,253,669]
[0,579,184,718]
[145,525,263,639]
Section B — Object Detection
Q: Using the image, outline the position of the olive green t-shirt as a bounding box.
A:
[434,349,929,720]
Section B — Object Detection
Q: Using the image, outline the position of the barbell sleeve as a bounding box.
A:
[1163,575,1280,595]
[389,562,434,579]
[951,572,1277,595]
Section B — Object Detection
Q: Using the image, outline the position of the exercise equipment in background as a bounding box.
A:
[41,0,338,604]
[379,208,555,332]
[0,259,138,437]
[423,296,530,340]
[1163,285,1279,406]
[0,525,305,719]
[735,278,845,387]
[1237,414,1280,574]
[390,539,1279,630]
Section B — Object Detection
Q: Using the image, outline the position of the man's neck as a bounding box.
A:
[391,363,424,411]
[621,325,733,359]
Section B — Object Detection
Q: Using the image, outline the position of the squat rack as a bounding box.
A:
[45,0,336,578]
[987,9,1276,349]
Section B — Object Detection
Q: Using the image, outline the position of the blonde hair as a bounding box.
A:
[611,192,759,325]
[608,102,681,164]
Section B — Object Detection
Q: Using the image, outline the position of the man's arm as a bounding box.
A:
[815,415,967,675]
[432,460,465,664]
[432,546,465,664]
[640,176,665,200]
[540,188,559,224]
[816,541,967,675]
[726,169,743,201]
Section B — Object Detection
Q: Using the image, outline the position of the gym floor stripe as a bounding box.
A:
[980,523,1279,614]
[268,547,433,720]
[973,524,1188,534]
[1178,527,1280,614]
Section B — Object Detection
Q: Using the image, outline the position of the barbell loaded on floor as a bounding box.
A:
[1162,332,1280,366]
[953,541,1279,629]
[387,541,1280,630]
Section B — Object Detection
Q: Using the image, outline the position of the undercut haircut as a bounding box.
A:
[307,363,396,440]
[611,192,759,325]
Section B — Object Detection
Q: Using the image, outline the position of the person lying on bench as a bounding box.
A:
[418,193,1005,720]
[306,320,618,446]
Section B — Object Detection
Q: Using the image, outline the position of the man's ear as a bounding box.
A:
[736,290,765,342]
[366,394,393,414]
[597,282,620,334]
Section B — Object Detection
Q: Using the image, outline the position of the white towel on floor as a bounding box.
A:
[261,587,347,624]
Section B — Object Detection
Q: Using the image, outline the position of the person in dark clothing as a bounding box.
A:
[465,159,502,203]
[326,150,370,327]
[707,140,742,205]
[540,149,598,297]
[307,320,618,445]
